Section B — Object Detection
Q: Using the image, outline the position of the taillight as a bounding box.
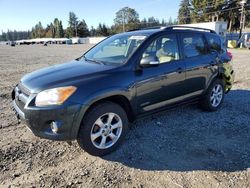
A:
[227,51,233,60]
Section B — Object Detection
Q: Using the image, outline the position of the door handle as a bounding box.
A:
[210,61,217,66]
[176,67,183,73]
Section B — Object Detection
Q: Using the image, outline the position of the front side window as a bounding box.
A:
[141,35,179,64]
[182,34,207,58]
[83,34,149,65]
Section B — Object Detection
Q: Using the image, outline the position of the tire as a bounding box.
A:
[77,102,128,156]
[200,79,225,111]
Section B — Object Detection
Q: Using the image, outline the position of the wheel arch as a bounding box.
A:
[84,94,135,123]
[70,91,136,140]
[205,66,225,93]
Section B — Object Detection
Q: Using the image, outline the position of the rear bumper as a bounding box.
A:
[12,99,83,141]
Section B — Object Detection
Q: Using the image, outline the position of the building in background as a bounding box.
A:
[13,37,106,45]
[179,21,228,36]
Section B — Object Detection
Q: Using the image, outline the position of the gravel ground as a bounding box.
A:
[0,44,249,188]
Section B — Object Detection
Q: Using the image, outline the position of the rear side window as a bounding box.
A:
[182,34,207,58]
[206,34,222,53]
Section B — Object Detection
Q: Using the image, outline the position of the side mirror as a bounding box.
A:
[140,56,160,67]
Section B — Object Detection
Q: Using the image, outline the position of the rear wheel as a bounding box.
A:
[200,79,225,111]
[77,102,128,156]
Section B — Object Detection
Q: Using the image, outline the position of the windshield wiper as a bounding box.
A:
[84,57,105,65]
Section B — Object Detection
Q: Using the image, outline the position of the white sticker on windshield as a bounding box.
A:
[129,36,147,40]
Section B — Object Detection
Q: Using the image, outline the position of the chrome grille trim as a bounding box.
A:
[15,83,30,111]
[18,83,30,96]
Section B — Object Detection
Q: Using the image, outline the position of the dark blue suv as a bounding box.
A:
[12,26,234,156]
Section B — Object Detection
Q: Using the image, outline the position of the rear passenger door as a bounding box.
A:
[180,33,217,97]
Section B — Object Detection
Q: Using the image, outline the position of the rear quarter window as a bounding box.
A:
[206,34,222,53]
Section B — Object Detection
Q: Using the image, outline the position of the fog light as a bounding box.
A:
[51,121,59,134]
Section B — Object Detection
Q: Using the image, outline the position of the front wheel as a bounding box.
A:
[200,79,225,111]
[77,102,128,156]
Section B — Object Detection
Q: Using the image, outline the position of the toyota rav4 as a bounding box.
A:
[12,26,234,156]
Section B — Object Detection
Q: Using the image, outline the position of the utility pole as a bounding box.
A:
[239,0,246,40]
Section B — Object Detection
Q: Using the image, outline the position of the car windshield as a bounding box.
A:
[83,33,149,65]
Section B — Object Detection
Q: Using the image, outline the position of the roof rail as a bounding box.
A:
[129,25,216,34]
[142,26,167,30]
[128,26,166,32]
[164,25,216,34]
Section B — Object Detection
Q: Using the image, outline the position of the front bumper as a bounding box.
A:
[12,88,83,141]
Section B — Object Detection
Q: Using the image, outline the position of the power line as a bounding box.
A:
[191,0,241,8]
[177,6,241,20]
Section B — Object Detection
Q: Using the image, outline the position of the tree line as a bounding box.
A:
[0,7,177,41]
[178,0,250,32]
[1,2,250,41]
[0,31,31,41]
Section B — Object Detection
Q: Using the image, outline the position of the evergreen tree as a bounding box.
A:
[54,19,64,38]
[58,21,64,37]
[89,26,97,36]
[147,17,160,27]
[188,0,250,31]
[1,32,7,41]
[77,19,89,37]
[178,0,191,24]
[50,22,55,38]
[31,21,45,38]
[96,23,110,36]
[37,22,44,38]
[140,18,148,28]
[67,12,78,37]
[0,30,31,41]
[221,0,250,31]
[54,18,59,38]
[45,24,54,38]
[6,30,12,41]
[161,19,167,26]
[109,25,117,35]
[168,17,173,25]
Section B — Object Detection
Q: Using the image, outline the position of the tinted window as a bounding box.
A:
[182,34,206,58]
[142,35,179,64]
[206,34,222,53]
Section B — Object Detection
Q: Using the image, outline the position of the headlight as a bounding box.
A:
[35,86,77,107]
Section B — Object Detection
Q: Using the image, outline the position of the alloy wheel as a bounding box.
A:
[210,84,223,107]
[90,113,123,149]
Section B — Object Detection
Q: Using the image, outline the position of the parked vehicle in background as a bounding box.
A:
[10,41,15,47]
[246,34,250,49]
[12,26,234,156]
[240,33,250,49]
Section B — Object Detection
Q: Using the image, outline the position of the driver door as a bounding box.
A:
[135,34,186,113]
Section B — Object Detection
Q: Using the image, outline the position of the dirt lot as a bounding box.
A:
[0,44,249,188]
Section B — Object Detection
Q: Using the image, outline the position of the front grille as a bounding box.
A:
[14,83,30,111]
[15,98,25,111]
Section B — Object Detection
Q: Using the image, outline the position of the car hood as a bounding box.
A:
[21,60,114,93]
